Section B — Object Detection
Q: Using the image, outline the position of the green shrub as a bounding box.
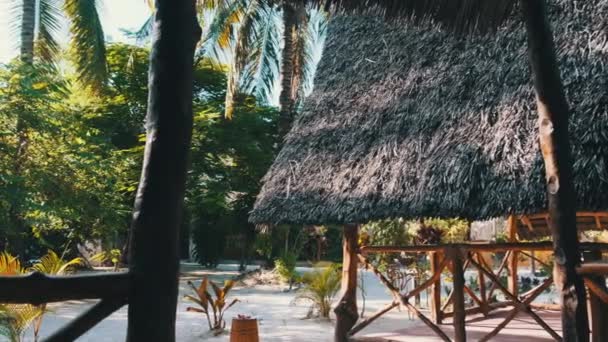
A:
[294,263,342,319]
[275,253,299,286]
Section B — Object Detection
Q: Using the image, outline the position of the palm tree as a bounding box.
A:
[7,0,107,256]
[133,0,324,121]
[13,0,107,86]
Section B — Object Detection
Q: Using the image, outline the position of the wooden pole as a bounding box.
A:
[126,1,201,341]
[476,252,489,316]
[448,247,466,342]
[334,224,359,342]
[430,251,443,324]
[521,0,589,340]
[583,251,608,342]
[0,272,129,304]
[507,216,519,297]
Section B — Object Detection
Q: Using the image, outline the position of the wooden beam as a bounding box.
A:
[577,263,608,275]
[442,301,513,319]
[583,251,608,342]
[479,278,556,342]
[470,258,561,341]
[402,300,451,342]
[430,252,443,324]
[405,255,448,300]
[360,242,608,254]
[334,224,359,342]
[585,278,608,304]
[521,0,589,339]
[448,247,466,342]
[476,252,489,316]
[0,272,130,304]
[487,250,511,302]
[357,254,450,341]
[525,212,608,220]
[507,216,519,297]
[44,297,127,342]
[348,302,398,337]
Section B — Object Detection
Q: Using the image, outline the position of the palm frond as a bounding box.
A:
[0,304,45,342]
[199,0,246,61]
[123,15,154,46]
[296,7,326,103]
[35,0,62,65]
[30,250,84,275]
[0,252,24,275]
[224,0,266,118]
[64,0,107,91]
[242,3,281,104]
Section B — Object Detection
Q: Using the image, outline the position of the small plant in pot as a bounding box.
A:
[184,277,239,335]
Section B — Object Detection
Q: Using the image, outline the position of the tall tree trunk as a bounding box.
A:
[126,0,200,341]
[20,0,36,64]
[278,3,297,138]
[334,224,359,342]
[8,0,37,255]
[225,12,253,120]
[521,0,589,340]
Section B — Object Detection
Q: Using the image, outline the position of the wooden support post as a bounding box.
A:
[448,247,466,342]
[44,297,127,342]
[521,0,589,340]
[126,2,201,341]
[476,252,489,316]
[507,216,519,298]
[430,251,443,324]
[584,251,608,342]
[334,224,359,342]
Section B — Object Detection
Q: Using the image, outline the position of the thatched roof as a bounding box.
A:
[251,0,608,225]
[291,0,518,33]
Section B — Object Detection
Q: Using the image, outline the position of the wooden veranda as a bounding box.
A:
[335,215,608,342]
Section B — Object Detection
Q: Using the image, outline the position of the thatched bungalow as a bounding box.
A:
[251,0,608,341]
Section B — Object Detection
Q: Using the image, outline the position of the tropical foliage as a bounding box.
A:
[0,251,82,341]
[184,277,239,334]
[294,263,341,319]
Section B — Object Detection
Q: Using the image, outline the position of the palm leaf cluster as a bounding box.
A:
[0,304,45,342]
[0,251,83,342]
[184,277,239,334]
[294,263,342,318]
[133,0,326,117]
[10,0,107,90]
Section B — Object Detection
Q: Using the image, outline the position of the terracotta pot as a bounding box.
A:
[230,317,259,342]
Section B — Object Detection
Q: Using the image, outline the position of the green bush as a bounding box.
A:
[275,252,299,285]
[294,263,342,319]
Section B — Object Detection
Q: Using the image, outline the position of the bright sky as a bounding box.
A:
[0,0,152,63]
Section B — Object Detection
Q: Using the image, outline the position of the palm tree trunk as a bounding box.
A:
[225,12,254,120]
[126,0,201,340]
[278,3,297,138]
[521,0,589,340]
[8,0,37,256]
[20,0,36,64]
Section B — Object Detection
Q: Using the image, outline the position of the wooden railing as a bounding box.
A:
[0,271,130,342]
[348,242,608,342]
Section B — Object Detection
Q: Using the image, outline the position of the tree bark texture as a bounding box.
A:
[126,0,201,341]
[521,0,589,340]
[334,224,359,342]
[20,0,36,64]
[278,3,297,138]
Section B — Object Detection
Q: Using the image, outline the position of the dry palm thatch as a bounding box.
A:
[287,0,518,33]
[250,0,608,225]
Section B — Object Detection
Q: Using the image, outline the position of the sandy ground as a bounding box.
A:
[19,265,556,342]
